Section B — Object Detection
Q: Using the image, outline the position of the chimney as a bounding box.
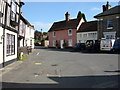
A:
[102,5,106,12]
[102,1,111,12]
[106,1,111,10]
[65,12,70,21]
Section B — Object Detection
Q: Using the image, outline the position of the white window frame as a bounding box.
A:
[68,29,72,36]
[68,39,72,46]
[53,32,56,37]
[103,32,116,39]
[83,34,87,38]
[107,19,113,29]
[6,33,15,56]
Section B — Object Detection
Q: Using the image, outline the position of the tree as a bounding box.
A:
[34,30,42,41]
[77,11,82,18]
[77,11,87,22]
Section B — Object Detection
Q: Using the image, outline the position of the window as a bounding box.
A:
[68,39,72,46]
[53,32,56,37]
[11,1,16,21]
[19,20,25,36]
[106,35,115,39]
[68,29,72,36]
[79,34,82,38]
[107,19,113,29]
[83,34,87,37]
[6,33,15,56]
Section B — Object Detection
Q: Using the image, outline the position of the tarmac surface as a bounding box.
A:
[1,46,120,88]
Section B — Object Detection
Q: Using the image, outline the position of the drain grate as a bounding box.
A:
[51,64,58,66]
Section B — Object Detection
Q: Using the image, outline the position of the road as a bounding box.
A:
[2,46,120,88]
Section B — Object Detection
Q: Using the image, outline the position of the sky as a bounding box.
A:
[21,1,119,32]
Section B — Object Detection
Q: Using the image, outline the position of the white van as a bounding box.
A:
[100,39,115,51]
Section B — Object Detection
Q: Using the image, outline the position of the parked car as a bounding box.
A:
[112,39,120,52]
[85,40,100,51]
[34,42,41,46]
[73,43,86,50]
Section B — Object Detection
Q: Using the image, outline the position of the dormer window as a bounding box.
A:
[53,31,56,37]
[68,29,72,36]
[107,19,113,29]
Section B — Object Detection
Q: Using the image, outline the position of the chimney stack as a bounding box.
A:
[65,12,70,21]
[102,1,111,12]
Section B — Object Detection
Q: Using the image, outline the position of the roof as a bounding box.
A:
[94,5,120,18]
[48,18,82,32]
[20,14,34,29]
[77,21,97,33]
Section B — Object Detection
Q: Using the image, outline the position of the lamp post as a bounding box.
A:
[41,29,43,41]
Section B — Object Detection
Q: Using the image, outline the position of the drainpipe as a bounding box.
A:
[17,2,21,60]
[3,2,8,67]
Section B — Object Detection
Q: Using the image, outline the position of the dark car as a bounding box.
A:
[34,42,41,46]
[112,39,120,52]
[85,40,100,51]
[73,43,86,50]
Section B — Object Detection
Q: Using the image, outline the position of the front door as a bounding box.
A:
[60,40,64,49]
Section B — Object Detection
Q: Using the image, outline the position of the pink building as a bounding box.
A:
[48,12,86,48]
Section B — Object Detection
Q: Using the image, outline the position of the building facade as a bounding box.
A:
[0,0,34,67]
[0,0,23,67]
[77,21,97,43]
[94,2,120,40]
[48,12,86,48]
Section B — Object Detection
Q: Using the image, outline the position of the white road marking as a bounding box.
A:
[36,52,39,55]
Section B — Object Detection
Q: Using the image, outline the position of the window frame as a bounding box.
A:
[6,33,15,56]
[53,31,56,37]
[68,29,72,36]
[107,19,113,29]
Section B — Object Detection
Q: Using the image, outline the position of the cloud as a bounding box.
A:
[91,7,101,11]
[32,22,52,32]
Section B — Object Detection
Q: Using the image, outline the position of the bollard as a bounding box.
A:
[19,52,23,60]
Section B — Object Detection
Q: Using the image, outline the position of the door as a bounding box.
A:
[60,40,64,49]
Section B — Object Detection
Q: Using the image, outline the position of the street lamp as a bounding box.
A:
[41,29,43,41]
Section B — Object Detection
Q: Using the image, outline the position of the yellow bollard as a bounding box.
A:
[19,52,23,60]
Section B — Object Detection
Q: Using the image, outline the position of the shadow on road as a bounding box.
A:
[2,74,120,88]
[34,46,120,54]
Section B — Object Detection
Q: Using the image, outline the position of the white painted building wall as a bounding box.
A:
[30,26,34,48]
[77,31,97,43]
[0,27,3,65]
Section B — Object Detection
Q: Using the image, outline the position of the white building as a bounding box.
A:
[77,21,98,43]
[0,0,24,67]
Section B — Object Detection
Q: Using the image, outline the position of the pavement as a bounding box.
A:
[1,46,120,88]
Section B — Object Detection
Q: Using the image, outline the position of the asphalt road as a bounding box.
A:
[2,46,120,88]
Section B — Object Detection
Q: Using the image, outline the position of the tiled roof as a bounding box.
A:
[77,21,97,32]
[48,18,82,32]
[94,5,120,18]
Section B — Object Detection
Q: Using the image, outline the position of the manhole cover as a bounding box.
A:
[51,64,58,66]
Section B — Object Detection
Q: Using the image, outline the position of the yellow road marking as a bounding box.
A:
[35,63,42,65]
